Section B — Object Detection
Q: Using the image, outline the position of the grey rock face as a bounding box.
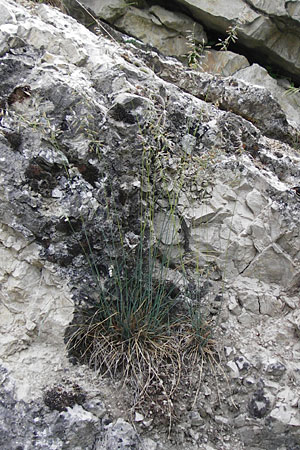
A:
[114,5,207,57]
[197,49,250,77]
[73,0,300,84]
[70,0,207,57]
[68,0,300,129]
[77,0,128,22]
[0,366,101,450]
[174,0,300,82]
[235,63,300,128]
[129,47,296,143]
[1,0,300,449]
[102,418,138,449]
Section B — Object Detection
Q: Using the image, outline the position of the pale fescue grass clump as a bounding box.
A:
[67,235,214,423]
[66,99,218,426]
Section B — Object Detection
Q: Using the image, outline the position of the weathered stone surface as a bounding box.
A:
[246,0,287,17]
[74,0,207,58]
[51,405,100,449]
[243,243,296,286]
[0,1,16,24]
[114,5,207,57]
[66,0,300,118]
[67,0,300,89]
[0,365,104,450]
[133,49,296,143]
[149,4,205,40]
[286,1,300,23]
[198,49,249,77]
[1,0,300,449]
[103,418,139,449]
[235,63,300,127]
[0,223,73,400]
[175,0,259,26]
[247,0,300,31]
[174,0,300,81]
[78,0,127,22]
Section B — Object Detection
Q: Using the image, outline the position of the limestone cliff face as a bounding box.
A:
[79,0,300,82]
[70,0,300,128]
[1,1,300,449]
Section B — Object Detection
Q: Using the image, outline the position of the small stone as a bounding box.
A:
[25,319,36,331]
[227,296,240,315]
[269,404,292,424]
[224,346,234,357]
[141,437,157,450]
[52,187,63,198]
[233,413,247,427]
[142,419,153,428]
[189,411,203,426]
[188,428,200,440]
[291,397,299,408]
[132,179,140,188]
[203,385,211,396]
[248,388,271,418]
[265,361,286,378]
[135,412,144,422]
[289,415,300,426]
[83,399,106,419]
[282,296,297,309]
[182,134,197,155]
[242,376,255,387]
[235,355,251,372]
[105,418,138,448]
[214,415,230,425]
[227,360,240,378]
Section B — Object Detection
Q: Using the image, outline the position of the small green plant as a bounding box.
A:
[216,23,240,51]
[186,16,244,70]
[65,104,217,428]
[186,25,211,69]
[187,38,208,69]
[284,84,300,96]
[67,214,214,429]
[215,14,246,52]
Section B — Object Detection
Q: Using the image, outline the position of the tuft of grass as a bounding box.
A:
[68,257,179,376]
[66,220,214,428]
[216,23,240,51]
[186,24,211,69]
[65,98,219,429]
[284,85,300,96]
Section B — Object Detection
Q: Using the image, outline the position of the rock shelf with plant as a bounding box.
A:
[2,65,230,433]
[65,104,219,430]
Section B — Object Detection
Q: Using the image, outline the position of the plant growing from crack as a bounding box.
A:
[186,15,245,71]
[216,22,240,51]
[65,103,218,432]
[186,24,211,69]
[284,84,300,96]
[5,70,237,432]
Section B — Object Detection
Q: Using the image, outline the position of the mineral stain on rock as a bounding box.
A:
[25,158,63,197]
[248,388,271,419]
[7,85,31,105]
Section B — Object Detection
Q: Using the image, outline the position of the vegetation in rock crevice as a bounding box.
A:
[0,5,245,430]
[65,106,220,428]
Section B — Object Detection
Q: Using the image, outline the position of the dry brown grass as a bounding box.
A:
[67,295,214,432]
